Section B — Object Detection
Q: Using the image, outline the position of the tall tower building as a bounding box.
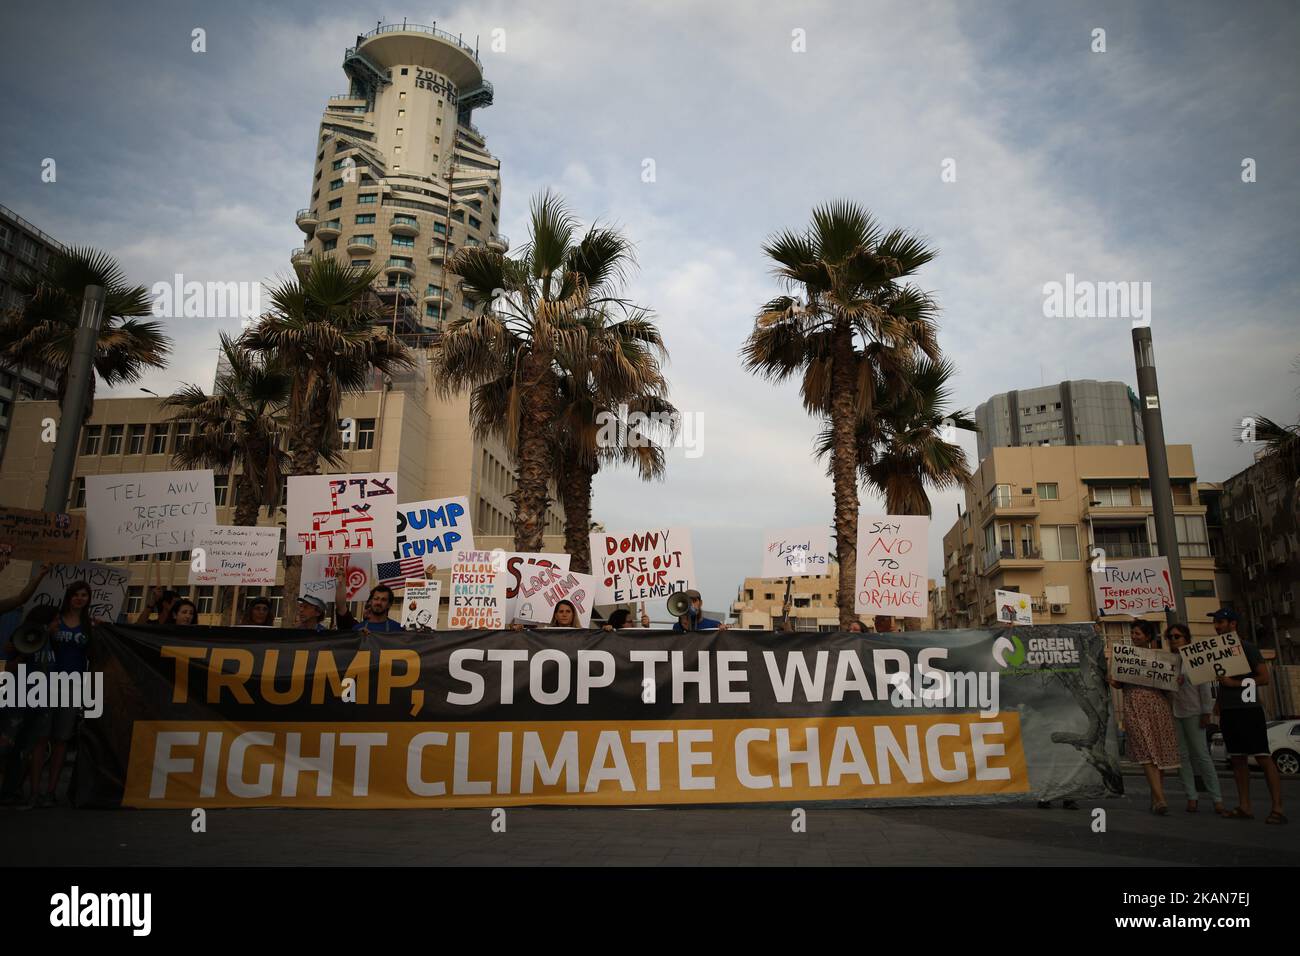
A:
[292,22,506,334]
[974,379,1143,462]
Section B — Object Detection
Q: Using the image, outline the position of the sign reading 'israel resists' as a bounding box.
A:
[85,471,215,558]
[188,526,280,586]
[854,516,929,619]
[1109,642,1181,691]
[394,496,473,571]
[1178,631,1251,685]
[761,525,831,577]
[590,528,696,605]
[1090,556,1175,616]
[287,473,397,555]
[448,550,506,629]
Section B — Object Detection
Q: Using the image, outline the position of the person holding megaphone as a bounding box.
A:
[0,603,60,806]
[669,590,727,633]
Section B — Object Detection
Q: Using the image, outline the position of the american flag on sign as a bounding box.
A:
[376,556,425,588]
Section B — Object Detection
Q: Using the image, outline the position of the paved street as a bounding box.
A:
[4,775,1297,867]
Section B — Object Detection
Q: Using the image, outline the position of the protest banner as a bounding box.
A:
[495,551,570,621]
[25,562,129,623]
[590,528,695,605]
[76,622,1118,809]
[1090,556,1175,616]
[1178,631,1251,685]
[300,552,373,603]
[1109,642,1181,690]
[0,506,85,563]
[854,516,929,619]
[761,525,831,577]
[995,590,1033,625]
[448,549,506,629]
[188,526,280,586]
[84,471,215,558]
[515,569,598,627]
[400,580,443,630]
[287,473,397,555]
[394,496,473,571]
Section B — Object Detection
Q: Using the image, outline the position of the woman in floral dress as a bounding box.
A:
[1110,619,1180,814]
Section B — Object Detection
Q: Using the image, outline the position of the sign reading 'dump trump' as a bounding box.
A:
[85,471,215,558]
[393,496,473,570]
[855,516,929,619]
[1091,556,1175,616]
[0,506,85,563]
[75,623,1118,809]
[287,473,397,555]
[590,528,696,605]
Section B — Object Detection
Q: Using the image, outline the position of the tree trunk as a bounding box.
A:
[226,470,261,625]
[279,376,332,627]
[512,352,556,553]
[560,459,594,574]
[830,322,862,627]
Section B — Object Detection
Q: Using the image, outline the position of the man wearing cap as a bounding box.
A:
[1209,608,1286,824]
[296,595,329,633]
[672,590,728,633]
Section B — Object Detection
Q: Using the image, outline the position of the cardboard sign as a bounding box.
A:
[400,580,443,630]
[300,552,373,603]
[1091,556,1175,616]
[1178,631,1251,685]
[189,525,280,586]
[995,589,1033,625]
[854,516,929,619]
[761,525,831,577]
[495,551,571,622]
[516,569,597,627]
[0,506,85,563]
[24,562,129,623]
[287,473,397,555]
[448,549,506,629]
[1109,642,1181,690]
[590,528,696,605]
[84,470,215,558]
[394,496,474,571]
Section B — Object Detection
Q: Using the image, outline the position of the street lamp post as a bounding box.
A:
[41,285,104,517]
[1131,325,1188,627]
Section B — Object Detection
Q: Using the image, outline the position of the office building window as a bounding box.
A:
[357,418,376,450]
[173,422,191,452]
[330,178,344,190]
[72,477,85,509]
[322,239,337,251]
[1175,514,1210,557]
[125,586,144,615]
[213,474,229,506]
[358,193,377,204]
[81,425,102,455]
[328,198,342,210]
[1040,525,1081,561]
[197,586,215,614]
[149,424,169,454]
[127,424,146,454]
[355,214,375,224]
[1036,482,1058,500]
[104,424,124,455]
[1182,579,1215,598]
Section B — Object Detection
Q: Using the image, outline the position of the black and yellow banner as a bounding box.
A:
[75,623,1120,808]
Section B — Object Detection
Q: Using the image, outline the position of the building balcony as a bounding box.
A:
[984,494,1040,517]
[1092,541,1153,559]
[385,258,416,277]
[980,544,1045,575]
[290,247,312,269]
[390,216,420,237]
[423,289,446,305]
[316,220,342,239]
[486,234,509,253]
[347,237,378,255]
[428,242,451,262]
[295,208,319,232]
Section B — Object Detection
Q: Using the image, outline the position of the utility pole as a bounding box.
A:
[1132,325,1188,627]
[42,285,104,516]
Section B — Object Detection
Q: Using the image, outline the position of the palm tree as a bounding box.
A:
[0,246,169,420]
[742,201,940,625]
[241,257,414,624]
[435,191,644,552]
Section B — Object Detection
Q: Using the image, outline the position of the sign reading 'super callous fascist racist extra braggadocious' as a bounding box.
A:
[77,623,1119,810]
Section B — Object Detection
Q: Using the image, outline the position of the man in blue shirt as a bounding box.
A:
[295,595,330,633]
[672,590,728,633]
[336,583,404,632]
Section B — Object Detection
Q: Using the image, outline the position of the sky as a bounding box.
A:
[3,0,1298,612]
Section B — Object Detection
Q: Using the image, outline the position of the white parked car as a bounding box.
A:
[1208,719,1300,775]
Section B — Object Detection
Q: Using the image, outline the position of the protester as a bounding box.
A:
[873,615,896,633]
[0,605,59,806]
[337,584,403,633]
[295,595,329,632]
[242,596,274,627]
[1108,619,1179,814]
[602,608,633,630]
[1208,608,1286,823]
[27,582,95,807]
[672,590,727,632]
[846,619,868,633]
[549,600,579,627]
[137,587,179,625]
[1165,622,1225,815]
[171,599,199,626]
[0,562,51,616]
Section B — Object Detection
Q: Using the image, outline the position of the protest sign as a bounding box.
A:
[448,549,507,629]
[995,590,1033,625]
[1109,642,1181,690]
[0,506,85,563]
[515,569,598,627]
[761,525,831,577]
[287,473,397,555]
[854,516,929,619]
[188,526,280,586]
[400,580,443,630]
[393,496,473,571]
[1178,631,1251,685]
[300,552,373,603]
[25,562,129,623]
[495,551,570,621]
[1091,556,1175,616]
[84,471,215,558]
[590,528,695,605]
